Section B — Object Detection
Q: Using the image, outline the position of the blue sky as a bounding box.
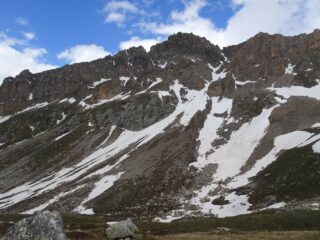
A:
[0,0,319,82]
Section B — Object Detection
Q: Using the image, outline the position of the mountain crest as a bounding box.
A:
[0,31,320,220]
[150,32,224,64]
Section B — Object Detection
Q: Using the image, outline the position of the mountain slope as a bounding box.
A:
[0,31,320,220]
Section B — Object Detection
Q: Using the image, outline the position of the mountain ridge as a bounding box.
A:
[0,30,319,221]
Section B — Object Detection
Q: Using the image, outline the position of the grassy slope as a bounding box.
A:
[249,144,320,205]
[137,211,320,235]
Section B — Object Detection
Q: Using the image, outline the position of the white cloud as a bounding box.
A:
[106,12,126,25]
[138,0,224,44]
[119,36,160,51]
[16,17,29,26]
[137,0,320,47]
[105,0,139,12]
[104,0,140,26]
[23,32,36,40]
[57,44,111,64]
[221,0,319,45]
[0,33,57,83]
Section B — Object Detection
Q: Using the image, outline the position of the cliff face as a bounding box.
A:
[0,30,320,220]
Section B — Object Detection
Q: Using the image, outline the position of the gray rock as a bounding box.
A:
[106,219,138,240]
[216,227,232,232]
[1,211,67,240]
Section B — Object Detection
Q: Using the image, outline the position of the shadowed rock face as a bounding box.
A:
[0,30,320,218]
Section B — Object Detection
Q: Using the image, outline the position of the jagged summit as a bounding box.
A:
[0,30,320,220]
[150,32,223,64]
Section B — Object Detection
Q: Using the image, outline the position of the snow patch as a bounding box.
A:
[90,78,111,88]
[67,98,76,104]
[55,131,71,141]
[269,81,320,100]
[169,80,210,126]
[312,141,320,154]
[98,125,117,148]
[284,63,297,75]
[228,131,315,189]
[262,202,286,210]
[23,185,85,214]
[59,98,76,104]
[79,92,131,109]
[190,189,251,217]
[194,97,233,166]
[0,116,12,124]
[158,61,167,69]
[28,92,33,100]
[208,64,226,81]
[75,172,124,214]
[74,207,94,215]
[311,123,320,128]
[119,76,131,86]
[196,107,275,180]
[57,112,67,125]
[136,77,163,95]
[156,91,171,101]
[18,102,49,114]
[186,106,284,217]
[299,133,320,147]
[235,80,255,86]
[154,214,184,223]
[78,94,93,108]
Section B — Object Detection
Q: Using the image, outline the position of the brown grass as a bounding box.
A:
[151,231,320,240]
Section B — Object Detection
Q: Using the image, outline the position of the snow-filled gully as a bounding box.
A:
[184,111,320,218]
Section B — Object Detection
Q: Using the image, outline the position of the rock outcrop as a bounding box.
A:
[1,211,67,240]
[106,219,138,240]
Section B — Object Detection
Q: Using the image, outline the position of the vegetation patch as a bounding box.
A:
[249,145,320,205]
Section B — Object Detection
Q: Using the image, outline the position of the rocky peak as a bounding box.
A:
[17,69,33,78]
[114,46,154,73]
[149,32,224,64]
[223,29,320,85]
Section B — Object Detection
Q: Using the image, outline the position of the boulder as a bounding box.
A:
[216,227,232,233]
[1,211,67,240]
[211,196,230,205]
[106,219,138,240]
